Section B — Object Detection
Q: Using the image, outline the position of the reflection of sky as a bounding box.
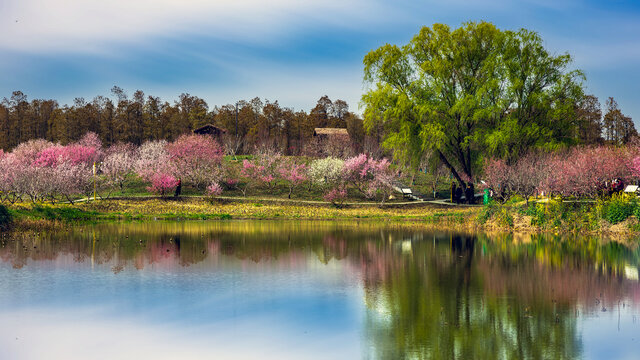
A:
[580,308,640,360]
[0,256,364,360]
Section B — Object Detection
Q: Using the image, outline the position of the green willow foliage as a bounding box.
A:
[362,21,585,186]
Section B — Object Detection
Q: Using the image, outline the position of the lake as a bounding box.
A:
[1,221,639,359]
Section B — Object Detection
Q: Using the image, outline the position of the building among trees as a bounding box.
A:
[313,127,349,140]
[193,124,227,138]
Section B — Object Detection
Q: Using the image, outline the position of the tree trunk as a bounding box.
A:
[438,150,466,188]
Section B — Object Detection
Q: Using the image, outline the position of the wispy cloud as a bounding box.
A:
[0,0,386,54]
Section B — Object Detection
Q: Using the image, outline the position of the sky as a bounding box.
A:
[1,0,639,121]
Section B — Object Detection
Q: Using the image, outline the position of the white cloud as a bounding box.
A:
[0,0,385,54]
[0,307,361,360]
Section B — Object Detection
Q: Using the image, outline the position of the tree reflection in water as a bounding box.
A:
[1,222,639,359]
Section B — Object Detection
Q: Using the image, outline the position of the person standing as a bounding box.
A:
[450,182,456,203]
[174,178,182,198]
[455,185,463,204]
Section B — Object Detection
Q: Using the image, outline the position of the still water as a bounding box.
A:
[0,221,639,359]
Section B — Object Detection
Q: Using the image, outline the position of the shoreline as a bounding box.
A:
[2,197,640,242]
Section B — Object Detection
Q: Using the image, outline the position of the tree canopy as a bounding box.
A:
[362,21,585,186]
[0,91,366,156]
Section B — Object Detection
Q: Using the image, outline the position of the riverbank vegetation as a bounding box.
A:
[4,196,640,239]
[4,198,477,229]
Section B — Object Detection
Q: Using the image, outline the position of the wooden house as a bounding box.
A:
[313,128,349,140]
[193,124,227,139]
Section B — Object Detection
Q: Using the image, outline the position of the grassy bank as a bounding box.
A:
[476,194,640,238]
[4,195,640,239]
[4,197,478,229]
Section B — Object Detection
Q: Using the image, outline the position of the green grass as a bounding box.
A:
[10,205,100,222]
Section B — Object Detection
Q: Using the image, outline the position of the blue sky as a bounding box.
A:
[1,0,639,121]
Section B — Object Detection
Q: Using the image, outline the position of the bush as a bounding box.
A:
[525,203,547,227]
[0,204,12,230]
[604,193,636,224]
[497,208,514,228]
[476,203,496,224]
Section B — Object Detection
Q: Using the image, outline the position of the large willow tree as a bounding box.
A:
[362,21,584,186]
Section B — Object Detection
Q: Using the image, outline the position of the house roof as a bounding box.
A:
[193,124,227,134]
[313,128,349,136]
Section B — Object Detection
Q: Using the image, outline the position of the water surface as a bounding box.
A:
[1,221,639,359]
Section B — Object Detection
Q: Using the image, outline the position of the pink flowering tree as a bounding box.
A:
[0,152,18,203]
[50,161,92,204]
[482,158,512,202]
[12,165,49,203]
[545,147,632,198]
[277,160,308,199]
[166,134,224,189]
[631,156,640,180]
[343,154,397,202]
[101,143,138,196]
[33,144,99,168]
[3,141,53,202]
[2,138,97,203]
[370,158,396,204]
[206,182,223,196]
[147,173,177,197]
[324,186,347,207]
[238,151,282,196]
[77,132,103,153]
[508,152,552,204]
[135,140,176,196]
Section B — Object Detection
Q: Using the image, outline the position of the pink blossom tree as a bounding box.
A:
[238,150,282,196]
[135,140,176,196]
[482,158,511,202]
[0,152,16,203]
[11,139,56,164]
[509,152,552,204]
[0,153,21,203]
[50,161,92,204]
[166,134,224,189]
[324,187,347,207]
[76,132,103,152]
[278,160,307,199]
[147,173,178,197]
[206,182,223,196]
[11,162,53,203]
[101,143,138,196]
[343,154,397,202]
[545,147,632,198]
[370,158,396,204]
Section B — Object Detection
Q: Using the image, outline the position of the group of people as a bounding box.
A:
[606,178,625,196]
[450,182,475,204]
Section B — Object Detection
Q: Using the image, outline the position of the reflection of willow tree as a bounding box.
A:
[478,233,640,283]
[360,234,584,360]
